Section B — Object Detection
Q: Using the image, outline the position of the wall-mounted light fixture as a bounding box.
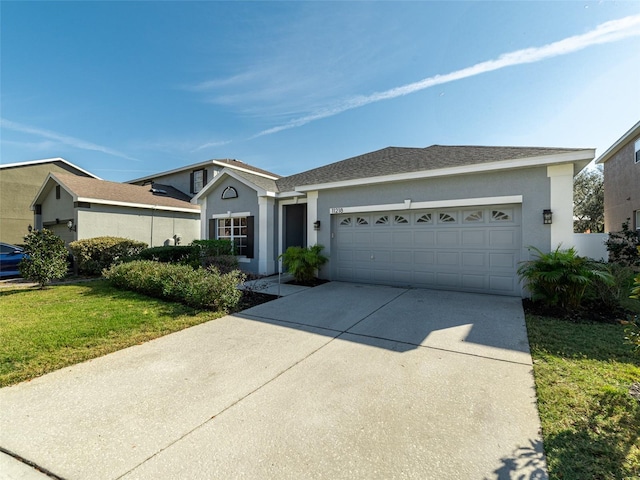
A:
[543,209,553,225]
[313,220,321,231]
[27,224,33,233]
[67,220,77,232]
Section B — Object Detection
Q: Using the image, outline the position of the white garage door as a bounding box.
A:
[333,205,522,296]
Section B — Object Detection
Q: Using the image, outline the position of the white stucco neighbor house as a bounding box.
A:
[31,173,200,247]
[192,145,595,297]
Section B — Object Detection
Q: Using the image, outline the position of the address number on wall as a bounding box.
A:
[329,207,344,214]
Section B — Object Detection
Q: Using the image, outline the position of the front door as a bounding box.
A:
[284,204,307,250]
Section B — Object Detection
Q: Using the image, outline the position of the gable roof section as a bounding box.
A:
[191,168,279,203]
[276,145,594,192]
[126,158,280,184]
[0,157,100,179]
[33,173,200,213]
[596,120,640,164]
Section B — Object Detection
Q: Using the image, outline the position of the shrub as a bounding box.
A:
[192,239,234,256]
[202,254,239,274]
[69,237,147,275]
[586,262,638,311]
[19,229,69,288]
[279,244,328,283]
[103,260,245,311]
[605,221,640,267]
[138,246,199,266]
[517,246,614,311]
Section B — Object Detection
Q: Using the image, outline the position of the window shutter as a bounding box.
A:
[209,219,216,240]
[190,172,195,194]
[246,216,254,259]
[203,169,208,187]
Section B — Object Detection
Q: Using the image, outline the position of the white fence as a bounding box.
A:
[572,233,608,260]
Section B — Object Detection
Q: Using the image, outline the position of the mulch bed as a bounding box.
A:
[285,278,330,287]
[522,298,635,324]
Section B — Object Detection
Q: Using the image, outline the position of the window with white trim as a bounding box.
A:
[191,168,208,194]
[635,138,640,164]
[217,217,249,256]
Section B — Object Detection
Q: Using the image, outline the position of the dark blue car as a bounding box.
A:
[0,242,27,278]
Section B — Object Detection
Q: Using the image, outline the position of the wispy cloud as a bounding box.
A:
[253,14,640,138]
[191,140,232,152]
[0,118,140,161]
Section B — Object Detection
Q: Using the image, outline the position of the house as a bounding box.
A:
[31,173,200,247]
[595,120,640,232]
[192,145,595,297]
[127,158,281,199]
[0,158,98,245]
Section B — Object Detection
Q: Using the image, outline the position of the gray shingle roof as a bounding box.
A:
[231,170,279,193]
[53,173,200,211]
[275,145,586,192]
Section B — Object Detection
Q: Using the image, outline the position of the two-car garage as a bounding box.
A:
[332,204,522,296]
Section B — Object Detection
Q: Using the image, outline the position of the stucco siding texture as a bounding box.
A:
[313,166,552,274]
[77,206,199,247]
[205,178,263,273]
[0,162,92,244]
[603,140,640,232]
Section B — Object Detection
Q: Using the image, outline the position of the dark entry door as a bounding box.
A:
[284,204,307,250]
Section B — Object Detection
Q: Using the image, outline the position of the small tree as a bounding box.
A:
[573,168,604,233]
[605,220,640,267]
[19,229,69,288]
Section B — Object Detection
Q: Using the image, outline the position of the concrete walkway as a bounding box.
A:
[0,282,546,480]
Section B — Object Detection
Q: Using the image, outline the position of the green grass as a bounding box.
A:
[0,280,225,387]
[527,315,640,480]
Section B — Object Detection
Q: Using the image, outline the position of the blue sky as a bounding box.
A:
[1,1,639,182]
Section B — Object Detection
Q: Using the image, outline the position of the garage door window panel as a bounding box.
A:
[438,213,457,223]
[415,213,433,224]
[463,210,484,223]
[491,210,513,222]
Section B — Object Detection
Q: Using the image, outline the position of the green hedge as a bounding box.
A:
[192,239,234,256]
[69,237,148,276]
[103,260,245,311]
[138,246,199,266]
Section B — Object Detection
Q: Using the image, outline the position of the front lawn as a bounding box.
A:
[0,280,228,387]
[527,315,640,479]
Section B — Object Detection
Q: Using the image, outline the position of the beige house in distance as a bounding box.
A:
[31,173,200,247]
[0,158,98,244]
[596,120,640,232]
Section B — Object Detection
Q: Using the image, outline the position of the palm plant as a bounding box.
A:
[278,244,328,283]
[517,246,614,310]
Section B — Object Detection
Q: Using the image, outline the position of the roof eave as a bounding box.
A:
[595,120,640,164]
[295,149,595,192]
[1,157,101,179]
[76,198,200,213]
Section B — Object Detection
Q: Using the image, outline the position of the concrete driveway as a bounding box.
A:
[0,282,546,479]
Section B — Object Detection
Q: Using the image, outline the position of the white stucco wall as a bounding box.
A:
[572,233,608,261]
[77,205,200,247]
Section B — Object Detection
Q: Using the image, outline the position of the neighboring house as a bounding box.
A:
[596,120,640,232]
[193,145,594,297]
[0,158,98,245]
[31,173,200,247]
[127,158,281,199]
